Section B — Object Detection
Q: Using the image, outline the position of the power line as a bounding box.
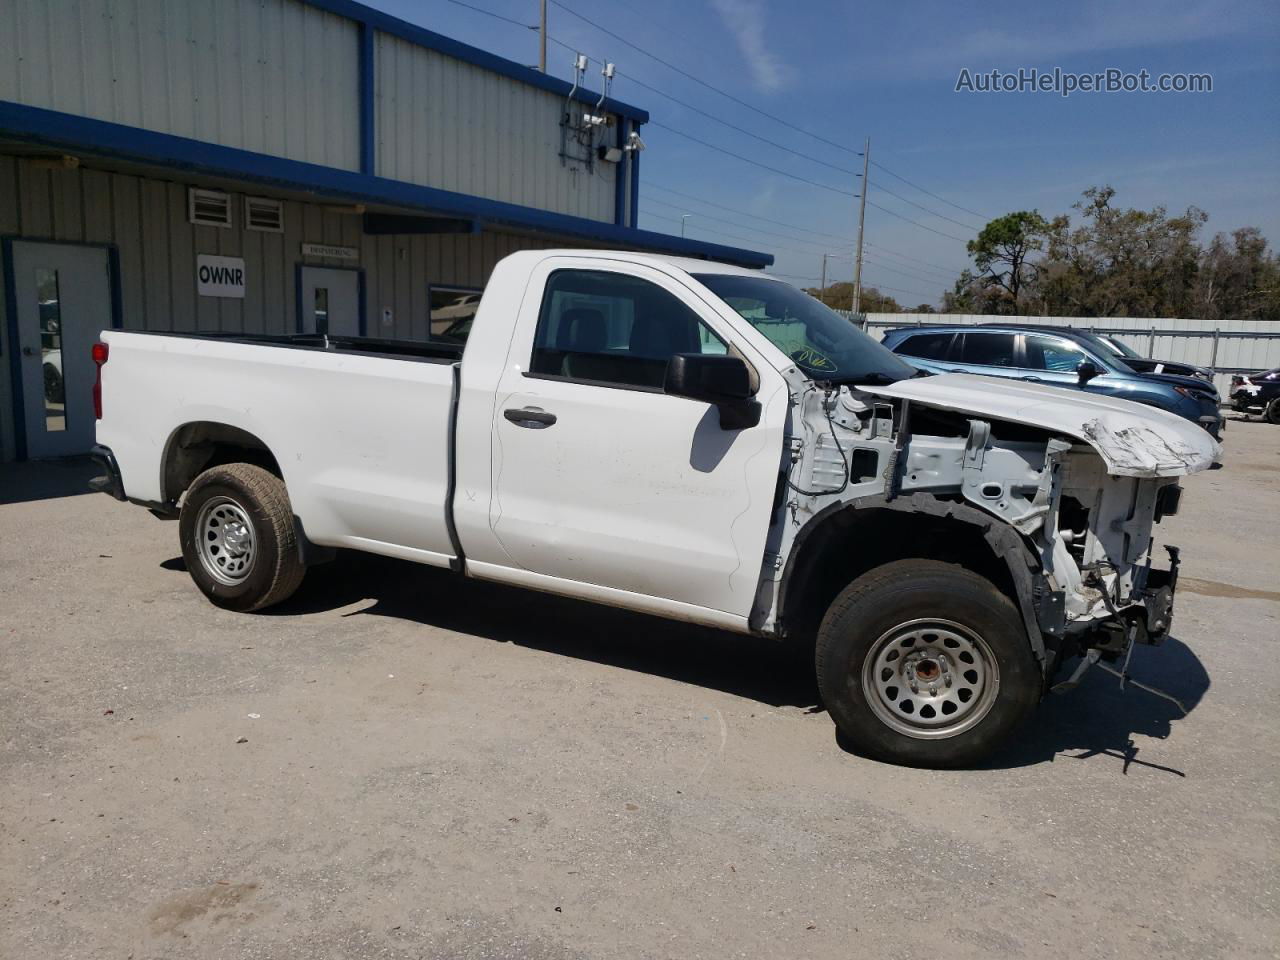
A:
[643,197,837,251]
[547,0,857,154]
[864,199,969,242]
[864,242,964,277]
[869,182,983,232]
[437,0,973,254]
[440,0,537,33]
[546,1,988,232]
[871,160,991,222]
[859,254,950,288]
[644,183,859,244]
[649,123,858,197]
[617,71,858,175]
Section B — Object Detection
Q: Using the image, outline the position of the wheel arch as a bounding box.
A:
[160,421,282,505]
[777,494,1050,671]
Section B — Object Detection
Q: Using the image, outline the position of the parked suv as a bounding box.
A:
[882,324,1223,436]
[1230,368,1280,422]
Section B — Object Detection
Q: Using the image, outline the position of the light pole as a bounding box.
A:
[681,214,691,238]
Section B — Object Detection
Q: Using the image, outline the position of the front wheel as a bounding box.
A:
[178,463,305,612]
[816,559,1041,768]
[1265,398,1280,425]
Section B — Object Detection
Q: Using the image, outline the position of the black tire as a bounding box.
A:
[816,559,1040,768]
[178,463,305,612]
[1265,399,1280,425]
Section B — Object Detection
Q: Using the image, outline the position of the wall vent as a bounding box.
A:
[188,188,232,228]
[245,196,284,233]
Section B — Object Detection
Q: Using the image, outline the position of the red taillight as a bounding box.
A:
[92,341,109,420]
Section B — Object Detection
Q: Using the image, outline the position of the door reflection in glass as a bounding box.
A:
[314,287,329,335]
[36,267,66,432]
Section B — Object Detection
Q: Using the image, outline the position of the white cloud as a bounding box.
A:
[708,0,787,92]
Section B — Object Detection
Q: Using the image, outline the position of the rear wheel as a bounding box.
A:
[816,559,1040,768]
[178,463,305,612]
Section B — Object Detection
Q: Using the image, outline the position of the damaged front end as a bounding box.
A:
[763,372,1220,694]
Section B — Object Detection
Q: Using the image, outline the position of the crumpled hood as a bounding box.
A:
[861,373,1222,478]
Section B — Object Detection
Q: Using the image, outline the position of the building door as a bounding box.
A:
[10,241,113,458]
[299,267,360,336]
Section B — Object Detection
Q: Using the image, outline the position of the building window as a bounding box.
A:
[244,196,284,233]
[428,286,483,345]
[188,188,232,228]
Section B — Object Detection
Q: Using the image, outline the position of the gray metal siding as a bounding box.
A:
[0,156,563,459]
[0,0,361,171]
[374,32,620,223]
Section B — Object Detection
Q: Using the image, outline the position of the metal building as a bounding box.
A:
[0,0,770,460]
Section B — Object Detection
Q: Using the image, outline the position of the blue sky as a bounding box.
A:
[370,0,1279,306]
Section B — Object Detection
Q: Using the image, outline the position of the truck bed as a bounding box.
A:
[116,330,464,364]
[96,328,462,568]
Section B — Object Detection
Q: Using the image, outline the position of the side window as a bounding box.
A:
[896,332,953,361]
[530,269,727,389]
[1025,335,1088,372]
[958,332,1016,367]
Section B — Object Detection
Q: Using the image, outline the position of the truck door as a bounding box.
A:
[485,260,784,622]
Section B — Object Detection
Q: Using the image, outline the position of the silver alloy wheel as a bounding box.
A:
[861,618,1000,740]
[195,496,257,586]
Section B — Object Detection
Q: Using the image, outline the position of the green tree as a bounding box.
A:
[965,211,1049,312]
[804,282,903,313]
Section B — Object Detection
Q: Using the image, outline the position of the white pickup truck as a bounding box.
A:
[90,249,1220,767]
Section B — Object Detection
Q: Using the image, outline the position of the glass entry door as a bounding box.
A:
[10,241,113,458]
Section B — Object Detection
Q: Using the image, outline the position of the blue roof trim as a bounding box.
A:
[304,0,649,123]
[0,102,770,269]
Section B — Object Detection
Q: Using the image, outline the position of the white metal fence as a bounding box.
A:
[841,312,1280,395]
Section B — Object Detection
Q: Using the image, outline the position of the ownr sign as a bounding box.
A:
[196,255,246,298]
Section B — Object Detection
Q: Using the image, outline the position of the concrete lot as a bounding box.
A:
[2,418,1278,960]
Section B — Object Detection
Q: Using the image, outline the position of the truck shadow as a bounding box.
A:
[269,551,821,709]
[250,551,1211,771]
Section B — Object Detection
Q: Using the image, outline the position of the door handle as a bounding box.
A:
[1020,376,1041,382]
[22,346,34,357]
[503,406,557,428]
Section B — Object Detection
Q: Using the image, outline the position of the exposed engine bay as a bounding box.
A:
[757,372,1221,683]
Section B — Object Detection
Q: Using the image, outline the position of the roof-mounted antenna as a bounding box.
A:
[595,62,615,111]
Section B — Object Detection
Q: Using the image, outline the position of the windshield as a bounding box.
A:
[1096,333,1142,360]
[693,274,917,384]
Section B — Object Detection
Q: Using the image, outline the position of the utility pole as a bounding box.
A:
[820,253,828,304]
[852,136,869,316]
[681,214,691,238]
[538,0,547,71]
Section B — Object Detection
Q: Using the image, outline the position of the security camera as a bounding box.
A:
[625,131,646,152]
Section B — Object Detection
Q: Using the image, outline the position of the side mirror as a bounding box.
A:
[664,353,761,430]
[1077,359,1103,385]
